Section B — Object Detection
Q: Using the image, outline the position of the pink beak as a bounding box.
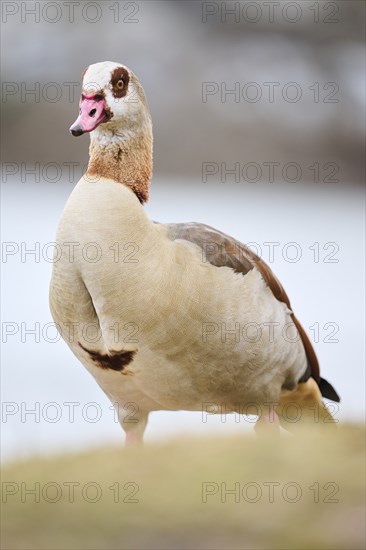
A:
[69,94,109,136]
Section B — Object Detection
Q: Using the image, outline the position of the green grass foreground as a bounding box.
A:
[1,425,365,550]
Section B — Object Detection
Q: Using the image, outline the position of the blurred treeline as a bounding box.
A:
[1,0,365,183]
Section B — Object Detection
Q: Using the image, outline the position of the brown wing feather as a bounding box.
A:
[164,221,320,383]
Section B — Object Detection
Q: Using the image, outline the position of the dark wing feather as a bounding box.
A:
[164,222,256,275]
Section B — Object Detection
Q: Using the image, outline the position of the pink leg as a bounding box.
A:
[125,431,144,447]
[255,408,280,435]
[120,413,148,447]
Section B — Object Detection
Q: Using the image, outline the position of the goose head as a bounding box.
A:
[69,61,151,139]
[70,61,153,203]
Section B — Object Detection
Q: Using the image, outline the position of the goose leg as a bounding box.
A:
[125,431,144,447]
[121,413,148,447]
[254,405,280,435]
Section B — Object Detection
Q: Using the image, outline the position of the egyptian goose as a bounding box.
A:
[50,61,340,445]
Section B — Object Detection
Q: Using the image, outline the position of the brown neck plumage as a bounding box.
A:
[86,130,153,204]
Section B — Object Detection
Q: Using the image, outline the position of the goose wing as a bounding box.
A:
[163,221,340,402]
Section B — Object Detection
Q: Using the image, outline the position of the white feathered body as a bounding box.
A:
[50,176,307,424]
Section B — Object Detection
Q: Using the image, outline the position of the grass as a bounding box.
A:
[1,425,365,550]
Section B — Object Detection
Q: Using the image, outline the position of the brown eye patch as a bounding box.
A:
[111,67,129,98]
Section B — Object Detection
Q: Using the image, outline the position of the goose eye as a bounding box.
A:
[116,79,124,89]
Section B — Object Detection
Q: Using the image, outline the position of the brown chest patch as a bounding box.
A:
[79,342,136,374]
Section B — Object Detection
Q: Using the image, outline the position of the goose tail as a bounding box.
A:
[276,378,339,432]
